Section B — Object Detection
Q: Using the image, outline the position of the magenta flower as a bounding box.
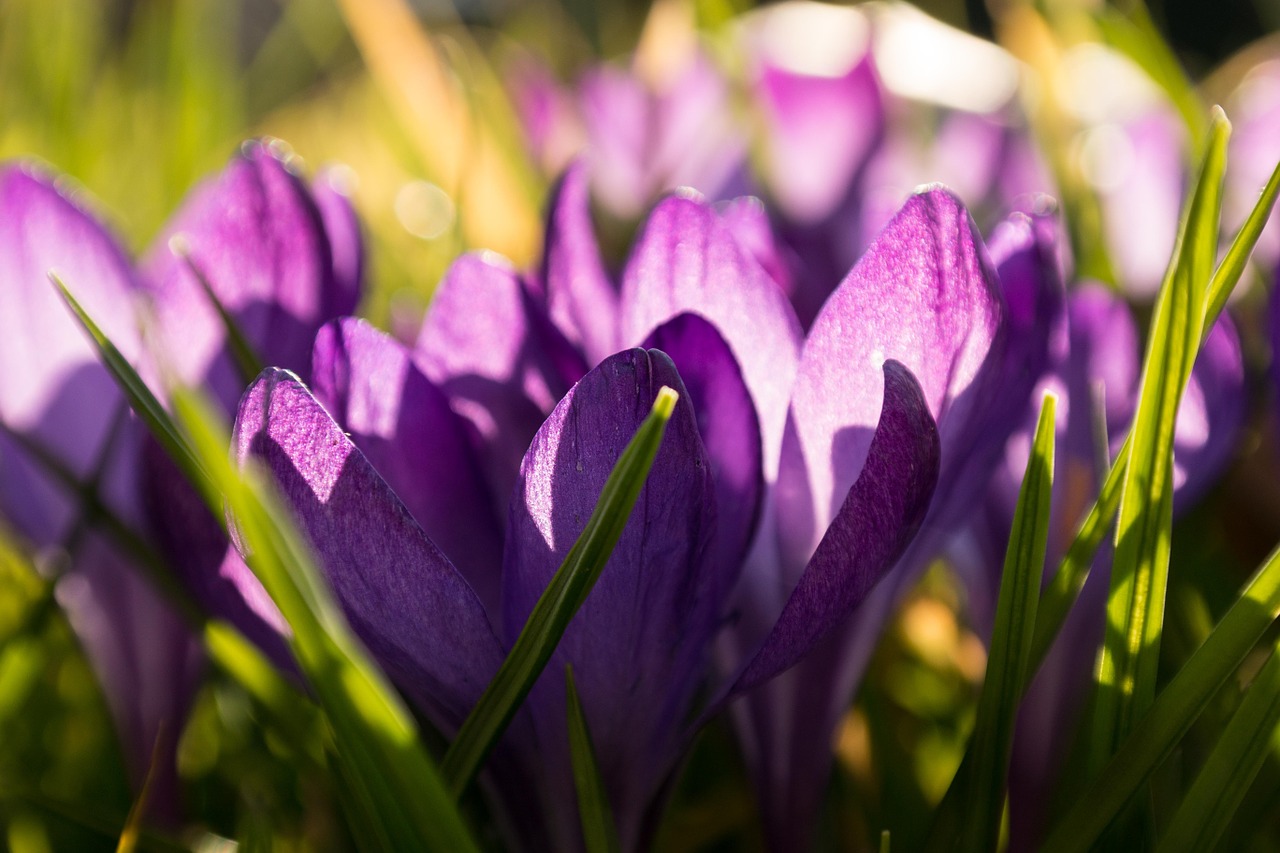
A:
[0,139,364,813]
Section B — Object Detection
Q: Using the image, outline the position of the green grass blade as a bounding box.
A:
[959,393,1056,852]
[929,143,1276,851]
[566,665,621,853]
[1040,542,1280,853]
[49,275,327,754]
[441,387,679,796]
[1035,150,1279,670]
[1205,158,1280,325]
[169,236,266,385]
[56,268,473,849]
[1089,109,1229,770]
[172,389,478,852]
[1156,639,1280,853]
[51,274,208,488]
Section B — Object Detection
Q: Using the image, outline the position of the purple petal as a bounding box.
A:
[642,313,763,579]
[55,532,203,821]
[619,192,803,480]
[748,6,882,223]
[734,360,939,691]
[1064,284,1141,464]
[580,55,746,218]
[775,186,1003,574]
[984,208,1067,441]
[233,368,503,728]
[142,441,294,670]
[140,139,342,410]
[311,318,504,614]
[0,164,143,544]
[1173,313,1244,510]
[508,54,586,174]
[1100,109,1187,297]
[1225,58,1280,270]
[501,348,718,848]
[415,252,588,509]
[715,195,797,297]
[540,161,618,364]
[310,167,365,318]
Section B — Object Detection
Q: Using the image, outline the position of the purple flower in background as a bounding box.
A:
[511,48,748,221]
[740,1,1052,329]
[0,139,364,816]
[956,282,1244,850]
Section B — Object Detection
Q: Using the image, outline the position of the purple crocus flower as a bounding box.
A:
[0,139,364,816]
[0,164,200,817]
[225,157,1042,848]
[958,282,1245,850]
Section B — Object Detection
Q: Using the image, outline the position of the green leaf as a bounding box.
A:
[566,665,621,853]
[1089,108,1229,770]
[1034,150,1280,668]
[173,388,479,853]
[51,273,328,759]
[441,387,679,796]
[169,236,266,385]
[959,393,1055,853]
[928,141,1277,852]
[1156,639,1280,853]
[50,274,207,489]
[1040,541,1280,853]
[1205,158,1280,325]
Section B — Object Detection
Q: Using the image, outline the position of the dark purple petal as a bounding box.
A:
[734,360,938,691]
[501,348,718,849]
[233,368,503,728]
[310,167,365,318]
[983,208,1067,459]
[415,251,588,509]
[619,192,803,479]
[775,186,1003,574]
[311,318,504,614]
[143,440,294,670]
[541,161,618,364]
[642,313,763,579]
[140,139,340,410]
[54,532,203,822]
[0,164,143,543]
[1064,284,1141,464]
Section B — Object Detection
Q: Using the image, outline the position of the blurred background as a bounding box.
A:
[2,0,1279,850]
